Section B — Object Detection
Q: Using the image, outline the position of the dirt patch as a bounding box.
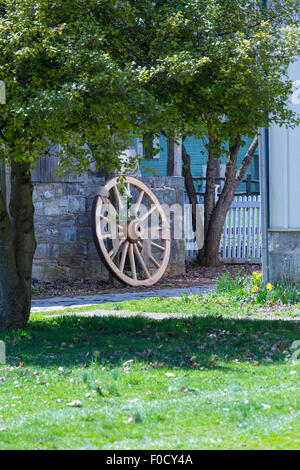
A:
[32,263,261,299]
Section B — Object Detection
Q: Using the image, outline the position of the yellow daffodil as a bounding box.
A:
[253,272,262,282]
[251,285,259,293]
[266,283,273,291]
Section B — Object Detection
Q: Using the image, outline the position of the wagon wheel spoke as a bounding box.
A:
[133,243,150,278]
[140,204,157,222]
[137,241,161,269]
[120,241,129,273]
[129,243,137,280]
[101,233,113,240]
[148,254,161,269]
[99,213,123,232]
[135,190,144,214]
[108,237,126,260]
[112,184,122,209]
[151,241,165,251]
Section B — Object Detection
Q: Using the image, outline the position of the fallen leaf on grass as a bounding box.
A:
[124,413,135,424]
[66,400,82,408]
[155,362,165,368]
[122,359,133,366]
[180,386,200,393]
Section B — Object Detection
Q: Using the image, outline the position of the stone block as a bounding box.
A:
[58,226,77,243]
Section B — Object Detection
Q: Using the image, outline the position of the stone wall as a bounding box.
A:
[32,176,186,282]
[268,230,300,285]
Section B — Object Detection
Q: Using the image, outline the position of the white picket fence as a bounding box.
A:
[184,195,262,263]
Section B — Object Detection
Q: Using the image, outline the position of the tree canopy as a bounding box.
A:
[103,0,300,147]
[0,0,156,175]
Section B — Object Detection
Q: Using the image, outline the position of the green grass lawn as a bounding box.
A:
[0,309,299,449]
[31,292,300,322]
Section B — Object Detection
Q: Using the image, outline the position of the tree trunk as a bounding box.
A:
[203,134,217,241]
[0,158,36,330]
[167,138,175,176]
[198,135,258,266]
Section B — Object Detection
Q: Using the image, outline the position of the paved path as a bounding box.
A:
[31,285,215,312]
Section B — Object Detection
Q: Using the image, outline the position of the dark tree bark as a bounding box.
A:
[0,158,36,330]
[182,139,197,233]
[182,138,204,249]
[184,135,259,266]
[167,138,175,176]
[202,134,217,243]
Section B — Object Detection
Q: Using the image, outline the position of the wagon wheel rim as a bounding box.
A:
[91,176,171,286]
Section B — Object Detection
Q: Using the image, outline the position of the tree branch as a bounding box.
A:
[235,135,259,183]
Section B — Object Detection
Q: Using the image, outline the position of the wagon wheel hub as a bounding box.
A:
[127,219,145,243]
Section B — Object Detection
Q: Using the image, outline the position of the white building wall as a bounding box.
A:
[269,58,300,229]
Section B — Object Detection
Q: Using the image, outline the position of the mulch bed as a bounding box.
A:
[32,262,261,299]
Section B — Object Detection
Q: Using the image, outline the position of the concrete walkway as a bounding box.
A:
[31,285,215,312]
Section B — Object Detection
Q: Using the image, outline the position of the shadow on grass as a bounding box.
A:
[0,314,299,370]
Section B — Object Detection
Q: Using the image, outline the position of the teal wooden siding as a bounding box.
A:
[137,135,259,193]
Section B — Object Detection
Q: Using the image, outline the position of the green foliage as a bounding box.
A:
[0,1,299,169]
[0,0,151,175]
[106,0,300,149]
[217,272,300,306]
[217,271,248,297]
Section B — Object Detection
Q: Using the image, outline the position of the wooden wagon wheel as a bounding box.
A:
[91,176,171,287]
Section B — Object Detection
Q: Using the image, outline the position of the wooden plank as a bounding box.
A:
[228,207,232,259]
[232,206,237,259]
[222,210,227,258]
[237,197,242,259]
[242,197,247,259]
[247,197,251,258]
[257,196,261,258]
[252,203,256,258]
